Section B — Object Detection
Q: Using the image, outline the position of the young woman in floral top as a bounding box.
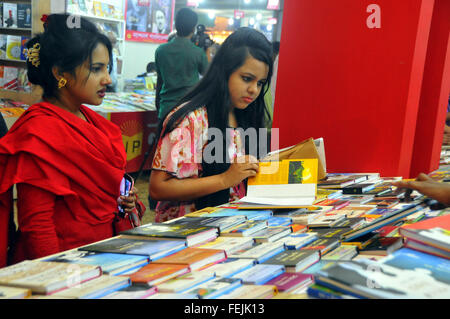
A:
[150,27,274,222]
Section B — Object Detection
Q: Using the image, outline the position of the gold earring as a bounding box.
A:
[58,77,67,89]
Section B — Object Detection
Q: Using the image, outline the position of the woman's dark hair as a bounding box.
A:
[175,8,198,37]
[26,14,112,99]
[158,27,273,209]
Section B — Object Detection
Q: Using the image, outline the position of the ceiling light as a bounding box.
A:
[249,18,255,25]
[228,18,234,25]
[256,13,262,20]
[208,11,215,19]
[266,24,273,31]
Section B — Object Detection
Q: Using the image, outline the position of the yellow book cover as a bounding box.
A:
[239,159,318,206]
[248,159,318,186]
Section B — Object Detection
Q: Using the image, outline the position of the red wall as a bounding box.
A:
[410,0,450,177]
[272,0,437,178]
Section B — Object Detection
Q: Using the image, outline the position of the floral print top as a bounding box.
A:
[151,105,246,222]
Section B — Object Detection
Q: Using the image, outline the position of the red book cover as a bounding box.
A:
[400,214,450,233]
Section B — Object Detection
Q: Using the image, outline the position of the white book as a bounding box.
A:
[228,242,286,263]
[3,3,17,28]
[0,285,31,299]
[275,232,318,250]
[0,260,101,294]
[199,258,255,278]
[156,272,215,293]
[51,275,130,299]
[197,236,255,255]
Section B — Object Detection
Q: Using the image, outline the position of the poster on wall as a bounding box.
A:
[125,0,175,43]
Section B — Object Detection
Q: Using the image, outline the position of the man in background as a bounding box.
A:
[154,7,208,120]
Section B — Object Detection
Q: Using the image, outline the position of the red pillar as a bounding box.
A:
[272,0,436,178]
[410,0,450,177]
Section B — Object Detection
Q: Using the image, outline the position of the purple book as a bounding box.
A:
[265,272,313,292]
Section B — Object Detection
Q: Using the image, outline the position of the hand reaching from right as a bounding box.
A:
[392,173,450,206]
[221,155,259,189]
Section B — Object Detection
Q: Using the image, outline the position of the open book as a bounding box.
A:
[237,159,318,206]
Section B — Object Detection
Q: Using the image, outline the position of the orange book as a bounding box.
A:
[151,248,226,271]
[126,263,190,286]
[290,224,307,233]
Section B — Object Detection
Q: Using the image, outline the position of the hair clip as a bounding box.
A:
[24,43,41,68]
[41,14,49,28]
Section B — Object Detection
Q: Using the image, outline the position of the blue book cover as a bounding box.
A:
[231,264,285,285]
[80,237,187,261]
[208,208,273,220]
[45,250,149,275]
[267,217,293,227]
[381,248,450,285]
[185,277,243,299]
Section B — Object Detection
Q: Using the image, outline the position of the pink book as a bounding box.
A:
[265,272,313,292]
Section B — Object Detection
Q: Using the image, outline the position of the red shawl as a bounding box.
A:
[0,102,126,266]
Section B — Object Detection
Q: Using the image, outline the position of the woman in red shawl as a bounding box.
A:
[0,14,140,267]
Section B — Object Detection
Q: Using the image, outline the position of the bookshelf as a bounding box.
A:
[0,0,35,92]
[65,0,126,90]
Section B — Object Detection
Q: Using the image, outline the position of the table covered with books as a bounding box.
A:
[0,157,449,299]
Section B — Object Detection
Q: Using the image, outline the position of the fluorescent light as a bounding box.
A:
[256,13,262,20]
[208,11,215,19]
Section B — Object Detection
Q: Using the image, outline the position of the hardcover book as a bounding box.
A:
[315,259,450,298]
[321,245,358,261]
[220,220,268,237]
[251,226,292,243]
[307,214,346,228]
[207,208,273,220]
[0,286,31,299]
[358,237,404,256]
[300,237,340,255]
[16,3,31,29]
[275,232,318,250]
[155,272,216,293]
[196,236,254,255]
[120,223,218,246]
[218,284,278,299]
[5,35,21,60]
[263,249,320,273]
[45,250,150,275]
[2,3,17,28]
[239,159,318,206]
[0,260,101,294]
[309,227,353,240]
[184,277,243,299]
[228,242,286,263]
[166,215,247,233]
[265,273,314,293]
[50,275,130,299]
[126,263,191,286]
[151,247,226,271]
[101,285,158,299]
[381,248,450,285]
[197,258,255,278]
[231,264,285,285]
[342,183,376,194]
[79,237,187,261]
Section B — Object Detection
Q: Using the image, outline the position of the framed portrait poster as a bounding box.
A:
[125,0,175,43]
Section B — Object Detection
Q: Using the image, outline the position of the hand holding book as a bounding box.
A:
[221,155,259,188]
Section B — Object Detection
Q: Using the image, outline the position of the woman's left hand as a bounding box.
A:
[118,187,138,213]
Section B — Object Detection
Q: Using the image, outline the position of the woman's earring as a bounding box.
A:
[58,77,67,89]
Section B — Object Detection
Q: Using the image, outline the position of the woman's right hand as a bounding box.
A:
[221,155,259,189]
